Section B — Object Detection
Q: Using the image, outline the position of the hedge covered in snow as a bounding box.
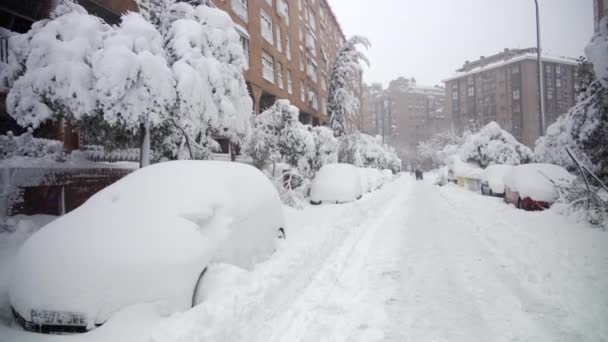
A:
[459,122,533,168]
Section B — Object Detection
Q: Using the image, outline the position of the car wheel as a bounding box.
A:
[191,267,208,307]
[277,227,286,239]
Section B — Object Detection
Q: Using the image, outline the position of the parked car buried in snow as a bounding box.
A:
[9,161,286,334]
[480,164,513,197]
[310,164,363,205]
[503,163,575,211]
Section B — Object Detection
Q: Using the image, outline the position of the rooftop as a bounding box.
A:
[443,48,578,82]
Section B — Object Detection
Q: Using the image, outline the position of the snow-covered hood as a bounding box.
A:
[9,161,284,326]
[310,164,363,203]
[481,165,513,194]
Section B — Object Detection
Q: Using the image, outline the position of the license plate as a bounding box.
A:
[31,309,86,326]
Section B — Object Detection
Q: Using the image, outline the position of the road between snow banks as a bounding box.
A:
[2,176,606,342]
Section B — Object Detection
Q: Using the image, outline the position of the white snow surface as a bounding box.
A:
[1,176,607,342]
[8,161,284,327]
[310,163,363,204]
[504,163,576,202]
[481,164,513,194]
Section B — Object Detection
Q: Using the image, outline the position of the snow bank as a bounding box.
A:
[310,164,362,204]
[504,163,575,202]
[481,164,513,194]
[9,161,285,327]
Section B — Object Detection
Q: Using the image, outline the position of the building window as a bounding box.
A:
[512,65,520,74]
[307,59,317,82]
[277,62,284,89]
[232,0,248,22]
[261,10,273,44]
[513,89,520,100]
[286,35,291,60]
[299,21,305,41]
[547,89,553,99]
[468,86,474,97]
[265,0,272,5]
[452,91,458,100]
[321,73,328,91]
[556,79,562,88]
[468,75,474,85]
[308,5,316,28]
[306,28,316,56]
[287,70,293,94]
[276,25,282,52]
[299,49,305,72]
[300,81,306,102]
[262,51,274,83]
[309,87,318,109]
[556,65,561,74]
[277,0,289,26]
[238,32,250,69]
[545,64,552,74]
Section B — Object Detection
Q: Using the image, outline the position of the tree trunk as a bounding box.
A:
[140,119,151,168]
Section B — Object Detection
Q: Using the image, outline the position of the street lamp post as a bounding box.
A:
[535,0,546,136]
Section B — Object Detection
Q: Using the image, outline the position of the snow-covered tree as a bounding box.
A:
[278,111,315,176]
[163,3,252,157]
[244,102,283,169]
[93,12,176,166]
[311,126,339,171]
[459,121,533,168]
[535,26,608,182]
[0,3,111,128]
[417,131,463,168]
[328,36,370,137]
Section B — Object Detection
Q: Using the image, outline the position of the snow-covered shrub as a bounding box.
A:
[338,132,401,171]
[460,121,533,168]
[278,108,315,176]
[311,126,339,171]
[0,129,64,161]
[245,100,315,176]
[328,36,370,137]
[0,3,111,128]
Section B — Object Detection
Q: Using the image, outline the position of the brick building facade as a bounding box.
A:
[444,48,578,148]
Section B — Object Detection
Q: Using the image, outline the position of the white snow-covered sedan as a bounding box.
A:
[480,164,513,197]
[310,164,363,205]
[10,161,285,334]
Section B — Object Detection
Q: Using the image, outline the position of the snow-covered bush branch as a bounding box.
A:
[0,129,64,161]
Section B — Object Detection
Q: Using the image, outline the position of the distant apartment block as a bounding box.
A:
[360,83,384,136]
[386,77,446,154]
[443,48,578,147]
[595,0,607,32]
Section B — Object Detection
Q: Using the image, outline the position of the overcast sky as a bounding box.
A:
[328,0,593,87]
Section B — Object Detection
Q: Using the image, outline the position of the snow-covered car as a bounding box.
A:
[9,161,285,333]
[480,165,513,197]
[310,164,363,205]
[381,169,394,183]
[366,168,383,190]
[503,163,575,210]
[357,167,371,193]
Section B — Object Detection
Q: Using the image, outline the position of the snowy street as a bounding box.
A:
[1,175,606,342]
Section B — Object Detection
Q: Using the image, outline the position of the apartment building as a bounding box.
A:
[595,0,607,32]
[360,83,384,136]
[444,48,578,147]
[212,0,348,126]
[386,77,446,155]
